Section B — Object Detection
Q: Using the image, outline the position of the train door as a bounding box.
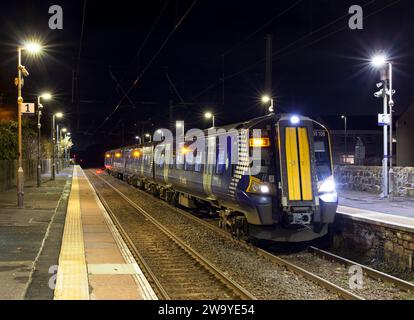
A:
[203,135,215,198]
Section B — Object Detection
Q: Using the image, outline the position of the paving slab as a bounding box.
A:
[0,168,73,300]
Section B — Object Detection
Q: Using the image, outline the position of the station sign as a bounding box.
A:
[378,114,391,126]
[20,102,35,115]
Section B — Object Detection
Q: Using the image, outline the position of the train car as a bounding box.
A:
[105,113,337,242]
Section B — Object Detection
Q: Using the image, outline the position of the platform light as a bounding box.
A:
[261,95,271,103]
[290,115,300,125]
[40,92,52,100]
[371,54,387,68]
[23,41,42,54]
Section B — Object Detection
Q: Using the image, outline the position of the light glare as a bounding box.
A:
[41,93,52,100]
[371,55,387,68]
[24,42,42,54]
[262,95,271,103]
[290,115,300,124]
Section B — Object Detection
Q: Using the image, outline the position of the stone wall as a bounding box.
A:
[333,214,414,271]
[334,165,414,198]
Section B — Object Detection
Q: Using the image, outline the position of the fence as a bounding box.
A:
[0,159,57,192]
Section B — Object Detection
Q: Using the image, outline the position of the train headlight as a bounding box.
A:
[247,177,271,194]
[318,176,336,193]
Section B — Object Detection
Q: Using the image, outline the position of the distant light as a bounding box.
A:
[67,132,71,136]
[290,115,300,125]
[24,42,42,54]
[205,112,213,119]
[62,128,67,133]
[55,112,63,119]
[133,150,141,158]
[105,154,111,158]
[341,115,346,119]
[41,92,52,100]
[262,95,271,103]
[176,122,183,129]
[145,133,151,138]
[371,55,387,68]
[135,136,140,140]
[181,147,191,155]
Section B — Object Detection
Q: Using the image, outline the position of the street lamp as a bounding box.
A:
[204,112,215,128]
[371,54,395,199]
[16,41,43,207]
[262,95,274,113]
[52,112,63,180]
[36,92,52,187]
[60,128,68,168]
[341,115,348,161]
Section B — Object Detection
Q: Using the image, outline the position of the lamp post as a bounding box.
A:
[262,95,274,113]
[36,93,52,187]
[60,128,67,168]
[204,112,215,128]
[51,112,63,180]
[371,54,395,200]
[16,41,42,207]
[341,115,348,161]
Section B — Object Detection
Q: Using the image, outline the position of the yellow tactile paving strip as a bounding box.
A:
[54,166,156,300]
[54,166,90,300]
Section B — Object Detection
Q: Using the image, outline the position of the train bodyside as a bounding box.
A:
[105,114,338,242]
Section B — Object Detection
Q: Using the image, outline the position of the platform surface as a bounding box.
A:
[54,166,156,300]
[0,168,72,300]
[338,190,414,231]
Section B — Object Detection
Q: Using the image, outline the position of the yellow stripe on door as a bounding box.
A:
[298,128,313,201]
[285,128,301,201]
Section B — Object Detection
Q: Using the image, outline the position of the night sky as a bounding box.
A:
[0,0,413,165]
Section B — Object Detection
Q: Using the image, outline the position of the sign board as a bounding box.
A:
[20,103,35,115]
[378,114,391,126]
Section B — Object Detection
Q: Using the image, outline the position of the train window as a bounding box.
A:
[314,130,333,182]
[194,151,202,172]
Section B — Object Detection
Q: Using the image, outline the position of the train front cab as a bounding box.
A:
[245,115,337,242]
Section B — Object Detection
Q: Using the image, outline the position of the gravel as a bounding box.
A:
[280,252,414,300]
[87,171,340,300]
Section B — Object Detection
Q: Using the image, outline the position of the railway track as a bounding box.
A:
[89,170,414,300]
[87,171,257,300]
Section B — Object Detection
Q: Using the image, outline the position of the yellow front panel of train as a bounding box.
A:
[298,128,313,201]
[285,128,301,201]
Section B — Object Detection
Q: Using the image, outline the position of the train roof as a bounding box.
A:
[105,113,316,152]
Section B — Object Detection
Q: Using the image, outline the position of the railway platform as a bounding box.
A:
[0,168,72,300]
[338,190,414,230]
[53,165,156,300]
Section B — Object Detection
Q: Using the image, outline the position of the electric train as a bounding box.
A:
[104,113,337,242]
